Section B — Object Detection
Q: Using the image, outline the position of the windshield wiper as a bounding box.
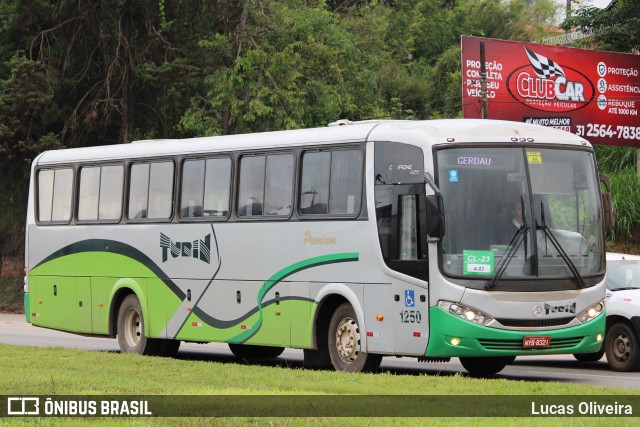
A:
[487,195,529,290]
[536,200,586,288]
[611,287,640,291]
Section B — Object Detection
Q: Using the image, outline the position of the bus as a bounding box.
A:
[24,119,612,375]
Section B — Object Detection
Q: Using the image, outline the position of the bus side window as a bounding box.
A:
[300,151,330,215]
[78,166,100,221]
[128,163,149,219]
[329,150,362,215]
[238,155,265,217]
[264,154,293,216]
[128,161,173,221]
[98,165,123,221]
[148,162,174,219]
[77,164,123,223]
[37,168,73,223]
[181,159,205,218]
[299,149,362,216]
[237,153,292,218]
[37,169,55,222]
[203,157,231,217]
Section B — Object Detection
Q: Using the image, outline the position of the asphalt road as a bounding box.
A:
[1,312,639,390]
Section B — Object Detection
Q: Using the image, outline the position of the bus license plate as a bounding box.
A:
[523,336,551,348]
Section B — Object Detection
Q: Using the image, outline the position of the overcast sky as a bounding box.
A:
[559,0,612,9]
[553,0,611,23]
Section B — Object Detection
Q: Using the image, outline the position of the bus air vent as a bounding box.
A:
[496,317,573,328]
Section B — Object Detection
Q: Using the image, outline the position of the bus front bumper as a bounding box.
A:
[425,306,605,357]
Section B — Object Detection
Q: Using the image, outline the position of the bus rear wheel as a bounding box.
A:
[117,294,160,355]
[328,303,382,373]
[459,356,511,375]
[228,344,285,360]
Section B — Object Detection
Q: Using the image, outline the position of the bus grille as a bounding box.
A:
[478,337,584,351]
[496,317,573,328]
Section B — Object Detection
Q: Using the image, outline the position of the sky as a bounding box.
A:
[559,0,612,9]
[553,0,612,24]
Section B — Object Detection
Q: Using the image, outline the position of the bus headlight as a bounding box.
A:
[438,300,492,326]
[577,300,605,324]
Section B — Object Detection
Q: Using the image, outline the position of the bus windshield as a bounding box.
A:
[437,146,604,285]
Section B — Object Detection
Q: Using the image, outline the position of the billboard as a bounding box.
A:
[461,36,640,147]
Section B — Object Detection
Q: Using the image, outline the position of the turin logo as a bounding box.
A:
[160,233,211,264]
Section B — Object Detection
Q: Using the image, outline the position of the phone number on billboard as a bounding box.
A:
[576,124,640,140]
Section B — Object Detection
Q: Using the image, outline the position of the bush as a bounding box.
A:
[608,169,640,242]
[0,277,23,313]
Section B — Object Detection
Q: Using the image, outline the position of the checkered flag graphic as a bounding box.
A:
[525,47,565,79]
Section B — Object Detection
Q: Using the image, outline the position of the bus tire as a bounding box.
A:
[573,347,604,362]
[228,344,285,360]
[116,294,160,355]
[328,303,382,373]
[605,323,640,372]
[459,356,511,375]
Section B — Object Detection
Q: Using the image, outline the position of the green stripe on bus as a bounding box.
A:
[227,252,359,343]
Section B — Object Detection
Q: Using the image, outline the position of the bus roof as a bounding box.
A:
[35,119,590,165]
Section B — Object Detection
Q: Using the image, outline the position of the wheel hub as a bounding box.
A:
[124,308,141,348]
[612,334,630,362]
[335,317,360,364]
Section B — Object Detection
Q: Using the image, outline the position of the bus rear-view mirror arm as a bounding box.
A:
[424,173,445,241]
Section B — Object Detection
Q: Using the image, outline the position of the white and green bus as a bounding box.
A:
[24,119,612,375]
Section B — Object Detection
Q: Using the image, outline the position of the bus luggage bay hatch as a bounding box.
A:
[24,119,612,375]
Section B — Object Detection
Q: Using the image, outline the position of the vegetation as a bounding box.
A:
[0,0,638,267]
[562,0,640,53]
[0,277,22,312]
[0,344,638,425]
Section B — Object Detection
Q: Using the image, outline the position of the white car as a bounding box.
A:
[574,252,640,371]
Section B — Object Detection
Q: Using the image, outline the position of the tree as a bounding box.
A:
[181,1,386,135]
[0,54,62,255]
[29,0,241,145]
[562,0,640,53]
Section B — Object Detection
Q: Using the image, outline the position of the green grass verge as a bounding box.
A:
[0,344,638,426]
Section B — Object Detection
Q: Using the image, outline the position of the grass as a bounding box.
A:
[0,344,638,426]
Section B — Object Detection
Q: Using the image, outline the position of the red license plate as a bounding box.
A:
[523,336,551,348]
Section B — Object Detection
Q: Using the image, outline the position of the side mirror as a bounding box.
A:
[599,173,614,232]
[426,194,445,241]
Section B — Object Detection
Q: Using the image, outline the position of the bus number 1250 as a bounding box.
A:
[399,310,422,323]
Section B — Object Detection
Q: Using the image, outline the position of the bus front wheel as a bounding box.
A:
[459,356,511,375]
[328,303,382,373]
[117,294,159,355]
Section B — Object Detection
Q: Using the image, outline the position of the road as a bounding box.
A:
[1,313,638,390]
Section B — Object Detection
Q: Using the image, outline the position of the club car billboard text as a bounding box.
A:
[461,36,640,147]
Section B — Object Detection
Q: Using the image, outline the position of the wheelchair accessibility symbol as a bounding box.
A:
[404,290,415,307]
